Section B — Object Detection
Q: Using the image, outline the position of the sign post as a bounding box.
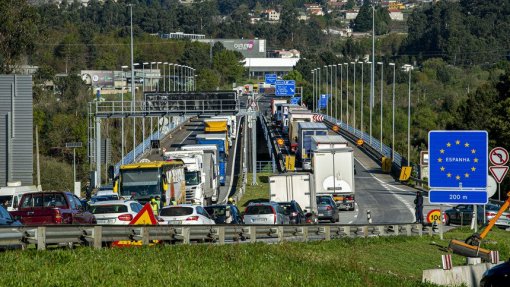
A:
[428,131,488,235]
[66,142,83,196]
[489,147,509,201]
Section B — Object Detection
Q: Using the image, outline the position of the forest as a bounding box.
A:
[0,0,509,192]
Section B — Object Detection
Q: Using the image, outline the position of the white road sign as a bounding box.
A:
[490,147,509,165]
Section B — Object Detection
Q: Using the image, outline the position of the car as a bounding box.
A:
[316,195,339,223]
[204,204,243,224]
[277,201,306,224]
[243,202,289,225]
[159,205,216,225]
[0,205,21,226]
[89,200,143,225]
[444,204,510,227]
[480,259,510,287]
[90,193,120,203]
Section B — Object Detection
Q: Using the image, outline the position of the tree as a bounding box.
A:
[0,0,39,73]
[196,68,220,91]
[213,50,245,86]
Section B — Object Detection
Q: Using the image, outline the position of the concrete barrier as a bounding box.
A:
[422,262,501,286]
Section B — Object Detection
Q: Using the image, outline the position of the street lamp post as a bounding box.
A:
[324,65,328,115]
[163,62,168,92]
[389,63,396,161]
[367,61,372,144]
[351,61,356,135]
[142,62,149,92]
[359,61,364,136]
[121,65,128,164]
[317,68,321,113]
[339,64,343,123]
[334,64,338,119]
[156,62,162,91]
[311,70,315,112]
[403,64,413,165]
[345,63,349,127]
[329,65,333,117]
[378,62,383,152]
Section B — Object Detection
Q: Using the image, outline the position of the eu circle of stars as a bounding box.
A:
[429,131,487,189]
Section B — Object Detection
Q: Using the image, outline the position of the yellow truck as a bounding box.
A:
[204,119,228,133]
[114,161,186,206]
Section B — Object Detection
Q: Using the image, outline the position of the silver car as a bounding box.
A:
[89,200,143,225]
[316,195,339,223]
[243,202,289,225]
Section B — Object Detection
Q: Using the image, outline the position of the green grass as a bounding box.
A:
[237,173,271,212]
[1,228,509,286]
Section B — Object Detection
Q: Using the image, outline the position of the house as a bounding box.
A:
[250,17,262,24]
[344,10,359,20]
[327,1,345,10]
[244,58,300,79]
[272,49,301,58]
[382,1,405,10]
[388,9,404,21]
[304,4,325,16]
[265,9,281,21]
[297,12,309,21]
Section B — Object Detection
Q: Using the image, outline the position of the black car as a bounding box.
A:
[204,204,243,224]
[278,200,306,224]
[0,205,21,226]
[480,260,510,287]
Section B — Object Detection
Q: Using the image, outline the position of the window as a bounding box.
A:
[73,196,83,209]
[131,203,142,213]
[245,205,274,215]
[20,194,43,208]
[160,207,193,216]
[0,206,11,219]
[66,194,76,209]
[90,205,128,214]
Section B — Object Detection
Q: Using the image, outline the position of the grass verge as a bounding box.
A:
[2,228,508,287]
[236,173,271,212]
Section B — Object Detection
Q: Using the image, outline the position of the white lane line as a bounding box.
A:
[354,157,415,217]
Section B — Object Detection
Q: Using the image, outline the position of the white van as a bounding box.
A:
[0,182,40,211]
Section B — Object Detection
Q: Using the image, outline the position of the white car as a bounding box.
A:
[89,200,143,225]
[159,205,216,225]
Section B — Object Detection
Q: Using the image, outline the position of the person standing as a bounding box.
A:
[150,197,159,216]
[414,191,424,224]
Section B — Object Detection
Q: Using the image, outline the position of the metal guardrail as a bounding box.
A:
[261,115,285,172]
[0,223,431,250]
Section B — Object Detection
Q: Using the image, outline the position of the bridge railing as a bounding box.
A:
[0,223,430,250]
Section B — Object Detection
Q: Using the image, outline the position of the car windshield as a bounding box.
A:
[90,205,128,214]
[317,197,333,205]
[160,207,194,216]
[245,205,274,215]
[120,169,161,197]
[278,203,294,216]
[92,195,119,202]
[204,206,226,217]
[185,171,201,185]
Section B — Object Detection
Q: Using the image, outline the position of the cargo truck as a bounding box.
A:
[203,118,232,148]
[212,115,237,140]
[297,122,328,161]
[269,173,317,215]
[311,135,349,151]
[163,150,216,205]
[288,111,314,153]
[181,145,220,202]
[196,134,228,186]
[271,99,287,117]
[312,148,355,211]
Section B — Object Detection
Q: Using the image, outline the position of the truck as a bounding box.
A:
[271,99,287,116]
[212,115,237,140]
[203,118,232,148]
[181,145,220,202]
[311,135,349,151]
[0,181,39,212]
[115,161,186,206]
[196,134,228,186]
[10,191,96,225]
[288,111,314,152]
[274,103,303,127]
[297,122,328,161]
[312,148,355,211]
[269,173,317,215]
[163,150,216,205]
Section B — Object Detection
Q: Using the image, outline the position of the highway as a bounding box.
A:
[140,116,244,204]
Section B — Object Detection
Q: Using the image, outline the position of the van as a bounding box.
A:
[0,182,39,212]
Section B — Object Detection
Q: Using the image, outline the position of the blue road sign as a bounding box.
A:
[429,190,488,204]
[429,131,488,189]
[290,97,301,105]
[265,74,277,85]
[319,94,330,109]
[275,80,296,96]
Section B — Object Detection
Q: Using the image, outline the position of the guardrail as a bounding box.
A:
[260,115,285,172]
[0,223,431,250]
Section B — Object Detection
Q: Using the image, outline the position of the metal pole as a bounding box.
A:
[345,63,349,127]
[408,67,412,164]
[324,65,328,116]
[95,117,101,187]
[360,62,364,136]
[73,148,76,184]
[312,70,315,112]
[379,62,383,152]
[129,4,136,165]
[335,64,338,119]
[340,64,343,123]
[318,68,321,113]
[370,4,375,145]
[390,63,396,161]
[330,65,333,117]
[352,62,356,134]
[35,125,41,189]
[252,114,257,185]
[173,64,176,92]
[368,61,373,145]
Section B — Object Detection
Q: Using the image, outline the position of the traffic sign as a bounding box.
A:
[489,166,508,183]
[275,80,295,96]
[319,94,329,109]
[290,97,301,105]
[65,142,83,148]
[332,125,339,132]
[427,209,445,224]
[399,166,412,181]
[489,147,508,165]
[265,74,277,85]
[428,130,488,189]
[429,190,488,204]
[112,203,159,247]
[487,175,497,197]
[312,114,324,122]
[356,139,364,146]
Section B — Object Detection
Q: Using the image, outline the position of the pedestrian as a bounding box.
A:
[228,197,236,205]
[170,197,177,206]
[414,191,424,224]
[150,197,159,216]
[155,195,161,209]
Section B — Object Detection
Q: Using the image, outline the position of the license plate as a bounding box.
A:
[98,219,115,224]
[254,218,267,222]
[168,220,182,225]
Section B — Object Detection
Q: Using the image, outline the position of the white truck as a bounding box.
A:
[0,181,40,212]
[163,150,215,205]
[269,173,317,214]
[312,147,355,211]
[311,135,349,150]
[180,145,220,203]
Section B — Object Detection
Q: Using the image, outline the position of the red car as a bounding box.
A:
[10,191,96,225]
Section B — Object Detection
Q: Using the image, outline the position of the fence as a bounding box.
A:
[0,223,432,250]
